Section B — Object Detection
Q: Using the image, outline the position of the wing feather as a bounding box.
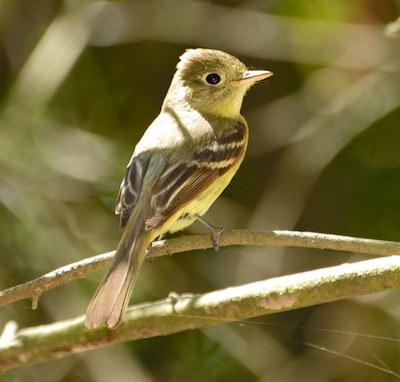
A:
[147,122,247,230]
[115,121,247,231]
[115,153,151,229]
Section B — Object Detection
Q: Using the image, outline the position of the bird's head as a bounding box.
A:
[166,48,272,118]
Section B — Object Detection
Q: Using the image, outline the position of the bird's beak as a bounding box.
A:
[234,70,273,86]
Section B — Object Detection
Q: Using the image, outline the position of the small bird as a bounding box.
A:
[85,48,272,329]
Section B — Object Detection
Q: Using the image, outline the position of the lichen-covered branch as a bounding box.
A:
[1,255,400,372]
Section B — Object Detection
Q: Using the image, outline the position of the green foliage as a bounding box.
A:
[1,0,400,380]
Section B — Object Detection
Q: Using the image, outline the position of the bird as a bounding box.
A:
[84,48,273,329]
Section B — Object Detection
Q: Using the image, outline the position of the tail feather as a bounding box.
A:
[85,219,151,329]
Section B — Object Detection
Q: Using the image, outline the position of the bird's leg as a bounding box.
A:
[195,215,224,251]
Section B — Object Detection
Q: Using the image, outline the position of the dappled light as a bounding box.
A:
[1,1,400,381]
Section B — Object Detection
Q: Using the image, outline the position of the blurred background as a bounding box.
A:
[1,0,400,381]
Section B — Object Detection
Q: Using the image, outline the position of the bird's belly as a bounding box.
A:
[165,166,238,234]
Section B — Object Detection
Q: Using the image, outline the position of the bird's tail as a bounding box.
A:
[85,215,152,329]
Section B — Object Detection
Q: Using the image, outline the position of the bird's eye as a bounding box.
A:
[205,73,221,85]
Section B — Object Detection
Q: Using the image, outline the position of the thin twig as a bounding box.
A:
[1,230,400,308]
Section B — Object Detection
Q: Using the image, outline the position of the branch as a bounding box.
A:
[1,255,400,372]
[1,230,400,308]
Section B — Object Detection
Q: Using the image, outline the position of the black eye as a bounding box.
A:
[205,73,221,85]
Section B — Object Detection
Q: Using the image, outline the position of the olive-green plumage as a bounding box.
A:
[85,48,272,329]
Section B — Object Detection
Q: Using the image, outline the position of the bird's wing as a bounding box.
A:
[115,152,152,229]
[146,121,247,230]
[116,121,246,230]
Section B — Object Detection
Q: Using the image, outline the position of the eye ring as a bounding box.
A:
[205,73,221,85]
